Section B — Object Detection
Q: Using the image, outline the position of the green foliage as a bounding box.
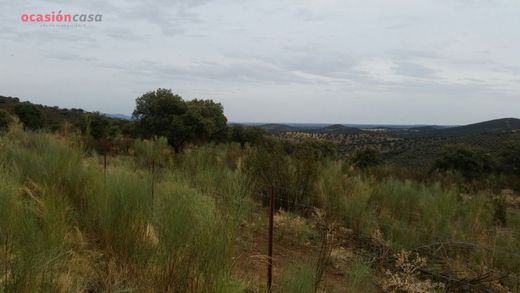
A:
[132,88,187,152]
[318,166,378,233]
[0,133,86,291]
[497,142,520,175]
[132,88,228,152]
[0,109,13,131]
[492,231,520,273]
[283,139,338,159]
[133,137,171,168]
[84,112,111,140]
[244,143,322,212]
[349,148,383,170]
[152,179,235,291]
[1,125,520,290]
[0,129,245,291]
[13,102,44,130]
[91,169,153,262]
[432,144,495,179]
[229,124,266,148]
[186,99,228,143]
[493,197,507,226]
[346,256,376,292]
[0,95,134,135]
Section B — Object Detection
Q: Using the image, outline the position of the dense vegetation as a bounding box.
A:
[0,92,265,153]
[0,91,519,292]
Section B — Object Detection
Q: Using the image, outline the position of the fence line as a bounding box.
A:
[252,186,520,259]
[97,156,520,289]
[251,186,520,288]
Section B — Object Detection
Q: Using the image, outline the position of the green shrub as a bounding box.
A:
[497,142,520,175]
[346,256,376,292]
[349,148,383,170]
[0,130,245,291]
[151,178,236,292]
[243,144,321,212]
[432,144,495,179]
[0,109,13,131]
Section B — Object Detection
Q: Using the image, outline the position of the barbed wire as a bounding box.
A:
[98,155,520,285]
[251,183,520,260]
[250,187,520,287]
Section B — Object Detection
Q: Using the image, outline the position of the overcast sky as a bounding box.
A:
[1,0,520,124]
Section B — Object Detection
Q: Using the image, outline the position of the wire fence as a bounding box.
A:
[251,184,520,259]
[255,181,520,258]
[99,155,520,290]
[249,182,520,289]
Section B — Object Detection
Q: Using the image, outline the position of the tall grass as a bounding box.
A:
[243,144,322,212]
[345,256,376,293]
[0,128,519,290]
[0,129,246,291]
[280,262,316,293]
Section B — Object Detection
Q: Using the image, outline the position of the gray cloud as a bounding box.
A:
[1,0,519,124]
[101,59,314,85]
[47,52,98,62]
[394,62,438,79]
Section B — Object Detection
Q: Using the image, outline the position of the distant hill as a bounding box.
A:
[106,113,132,120]
[257,123,303,133]
[0,95,87,130]
[309,124,363,135]
[434,118,520,136]
[407,126,438,132]
[383,118,520,170]
[256,123,364,134]
[0,95,132,133]
[409,125,449,131]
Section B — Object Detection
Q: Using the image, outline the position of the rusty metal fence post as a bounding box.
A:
[103,152,107,186]
[151,159,155,203]
[267,186,274,292]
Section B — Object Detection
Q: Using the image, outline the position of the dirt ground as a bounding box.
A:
[230,203,377,292]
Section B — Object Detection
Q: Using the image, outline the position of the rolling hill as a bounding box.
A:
[433,118,520,137]
[309,124,364,135]
[257,123,303,133]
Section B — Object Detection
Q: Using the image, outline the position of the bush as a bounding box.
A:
[432,144,495,179]
[346,256,376,292]
[13,102,44,130]
[0,130,244,291]
[349,148,383,170]
[0,109,13,131]
[497,142,520,175]
[151,179,236,292]
[243,144,321,212]
[229,124,266,148]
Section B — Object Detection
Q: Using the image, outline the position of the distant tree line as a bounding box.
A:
[432,144,520,178]
[345,144,520,187]
[0,90,270,153]
[2,92,519,191]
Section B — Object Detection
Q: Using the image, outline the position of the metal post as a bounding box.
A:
[151,159,155,201]
[267,186,274,292]
[4,233,9,292]
[103,153,107,186]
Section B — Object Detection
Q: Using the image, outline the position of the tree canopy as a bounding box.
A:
[229,124,266,148]
[349,148,382,170]
[132,88,228,152]
[498,142,520,175]
[432,144,494,179]
[84,112,111,140]
[13,102,44,130]
[0,109,13,131]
